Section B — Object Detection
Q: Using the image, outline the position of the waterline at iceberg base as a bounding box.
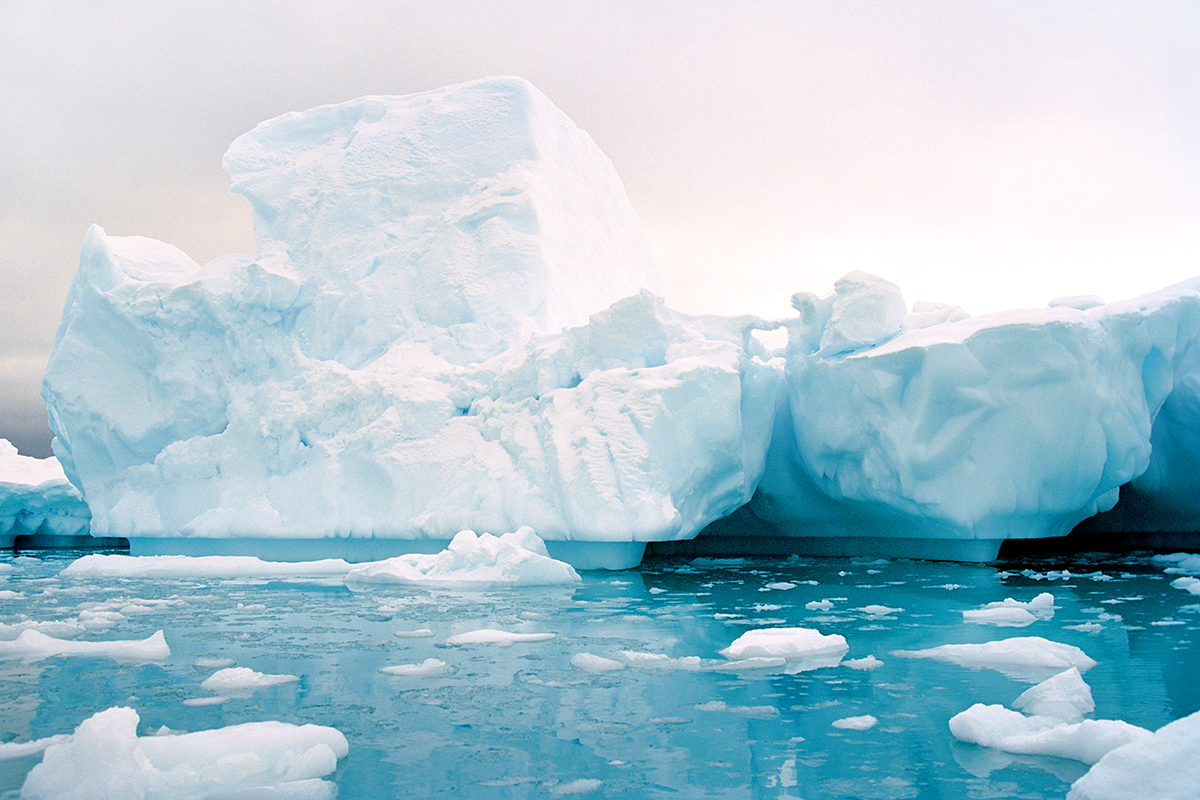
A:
[39,77,1200,566]
[2,549,1198,798]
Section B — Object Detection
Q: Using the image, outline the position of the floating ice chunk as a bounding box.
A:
[949,704,1149,765]
[445,629,555,646]
[892,636,1096,680]
[394,628,435,638]
[344,529,580,587]
[380,658,450,677]
[764,582,796,591]
[61,554,351,580]
[964,594,1055,627]
[20,706,348,800]
[832,715,878,730]
[570,653,626,673]
[1066,622,1105,634]
[1170,576,1200,595]
[0,629,168,663]
[1153,552,1200,575]
[0,620,85,640]
[806,599,835,611]
[858,605,902,618]
[1068,708,1200,799]
[843,655,884,671]
[199,667,299,697]
[963,607,1038,627]
[1012,667,1095,723]
[0,735,69,760]
[720,627,848,671]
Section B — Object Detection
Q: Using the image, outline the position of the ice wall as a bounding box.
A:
[0,439,90,546]
[749,277,1200,559]
[42,78,774,567]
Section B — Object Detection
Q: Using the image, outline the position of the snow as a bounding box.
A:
[892,636,1096,680]
[343,528,580,586]
[19,706,347,800]
[1068,709,1200,800]
[0,629,169,663]
[0,439,90,545]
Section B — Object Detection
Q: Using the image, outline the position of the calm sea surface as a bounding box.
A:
[0,549,1196,799]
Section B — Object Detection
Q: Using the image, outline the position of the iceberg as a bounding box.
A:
[0,438,90,546]
[42,77,774,569]
[38,75,1200,565]
[1068,708,1200,800]
[749,276,1200,561]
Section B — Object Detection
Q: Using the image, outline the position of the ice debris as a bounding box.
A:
[892,636,1096,681]
[19,706,347,800]
[344,528,580,586]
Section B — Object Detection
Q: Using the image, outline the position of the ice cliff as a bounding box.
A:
[39,77,1200,566]
[0,439,90,546]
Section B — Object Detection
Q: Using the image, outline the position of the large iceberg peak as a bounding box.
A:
[222,76,668,367]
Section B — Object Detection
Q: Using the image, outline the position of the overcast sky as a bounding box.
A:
[2,1,1198,456]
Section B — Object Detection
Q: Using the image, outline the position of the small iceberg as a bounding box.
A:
[344,528,581,587]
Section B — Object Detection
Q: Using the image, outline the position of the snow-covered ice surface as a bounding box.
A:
[1,550,1197,798]
[0,439,89,546]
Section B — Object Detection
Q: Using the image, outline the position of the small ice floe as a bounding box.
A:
[445,629,555,646]
[761,582,796,591]
[843,655,884,671]
[199,667,299,699]
[570,653,625,673]
[1067,708,1200,799]
[721,627,848,672]
[18,706,347,800]
[61,554,350,580]
[950,667,1146,766]
[832,715,877,731]
[963,593,1055,627]
[394,628,435,638]
[379,658,450,677]
[693,700,780,719]
[892,636,1095,681]
[857,605,902,618]
[1065,622,1105,634]
[344,528,580,587]
[0,589,23,600]
[0,629,169,663]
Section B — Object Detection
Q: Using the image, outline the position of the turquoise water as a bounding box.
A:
[0,550,1197,799]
